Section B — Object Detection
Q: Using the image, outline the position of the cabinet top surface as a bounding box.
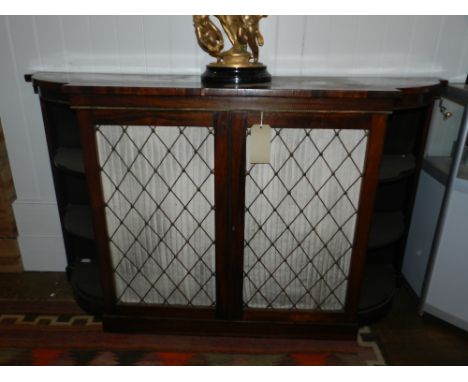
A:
[28,72,444,99]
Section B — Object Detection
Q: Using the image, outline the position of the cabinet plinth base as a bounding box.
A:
[102,315,358,340]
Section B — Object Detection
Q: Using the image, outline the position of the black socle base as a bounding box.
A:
[201,65,272,86]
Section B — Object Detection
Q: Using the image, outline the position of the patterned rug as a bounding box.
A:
[0,312,386,365]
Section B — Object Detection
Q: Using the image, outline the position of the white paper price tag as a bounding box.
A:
[249,124,272,164]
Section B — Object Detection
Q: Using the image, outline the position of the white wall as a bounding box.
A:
[0,15,467,271]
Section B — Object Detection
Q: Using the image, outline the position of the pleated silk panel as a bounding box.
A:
[244,128,368,311]
[95,125,215,306]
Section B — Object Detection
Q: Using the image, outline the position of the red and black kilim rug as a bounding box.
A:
[0,303,386,366]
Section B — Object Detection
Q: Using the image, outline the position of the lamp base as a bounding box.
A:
[201,64,272,86]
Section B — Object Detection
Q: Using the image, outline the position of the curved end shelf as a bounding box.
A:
[71,258,104,316]
[63,205,94,241]
[358,264,396,325]
[54,148,85,175]
[368,211,405,250]
[379,154,416,183]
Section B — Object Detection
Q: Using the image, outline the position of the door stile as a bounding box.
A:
[343,113,388,318]
[228,112,249,319]
[214,111,232,319]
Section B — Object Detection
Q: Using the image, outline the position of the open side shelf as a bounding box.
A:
[379,154,416,183]
[358,263,396,325]
[63,205,94,241]
[70,258,104,316]
[368,211,405,250]
[54,148,85,175]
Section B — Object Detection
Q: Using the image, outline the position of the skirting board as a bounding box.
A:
[12,200,66,271]
[17,235,66,271]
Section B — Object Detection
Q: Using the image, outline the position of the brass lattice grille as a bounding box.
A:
[96,125,216,306]
[244,128,368,311]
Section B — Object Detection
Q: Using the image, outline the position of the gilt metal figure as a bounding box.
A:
[193,15,271,85]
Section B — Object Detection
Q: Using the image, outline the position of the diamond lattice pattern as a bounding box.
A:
[244,128,368,311]
[95,125,215,306]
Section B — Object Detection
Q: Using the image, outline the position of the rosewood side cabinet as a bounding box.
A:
[27,73,444,339]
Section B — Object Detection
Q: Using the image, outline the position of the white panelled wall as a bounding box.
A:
[0,15,467,271]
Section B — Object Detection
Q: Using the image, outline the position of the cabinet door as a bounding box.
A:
[77,110,227,319]
[230,112,387,322]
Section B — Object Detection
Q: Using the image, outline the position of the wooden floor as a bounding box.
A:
[0,271,467,365]
[372,284,468,365]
